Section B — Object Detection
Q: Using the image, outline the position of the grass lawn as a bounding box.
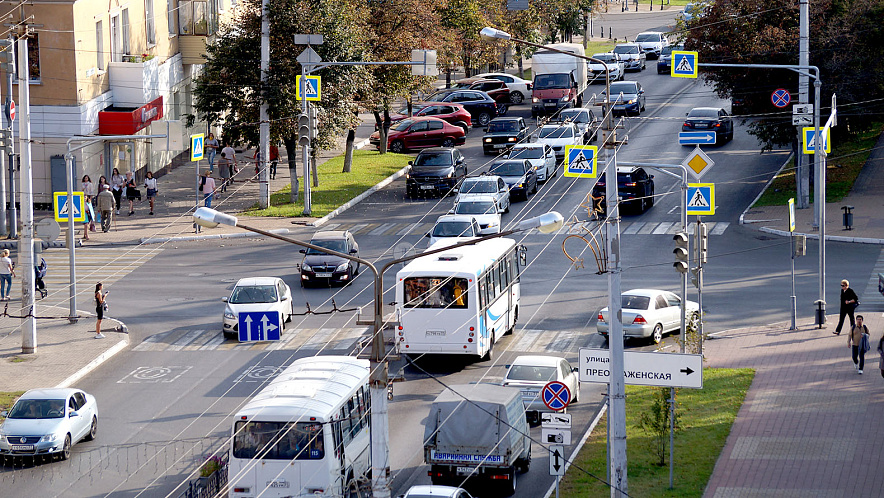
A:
[560,368,754,498]
[245,149,414,218]
[753,123,884,207]
[0,391,24,419]
[586,41,618,55]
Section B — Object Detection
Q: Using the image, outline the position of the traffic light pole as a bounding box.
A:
[258,0,270,209]
[5,37,15,239]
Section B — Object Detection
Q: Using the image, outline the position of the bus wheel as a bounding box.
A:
[480,336,494,362]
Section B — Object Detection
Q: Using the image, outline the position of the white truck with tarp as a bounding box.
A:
[530,43,588,118]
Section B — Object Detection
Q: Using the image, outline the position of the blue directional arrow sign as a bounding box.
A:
[238,311,282,342]
[53,191,86,223]
[564,145,598,178]
[541,381,572,411]
[678,131,716,145]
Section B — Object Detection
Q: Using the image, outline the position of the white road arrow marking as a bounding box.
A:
[260,314,279,336]
[243,314,253,339]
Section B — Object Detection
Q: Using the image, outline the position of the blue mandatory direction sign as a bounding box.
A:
[238,311,282,342]
[671,50,698,78]
[563,145,598,178]
[541,381,572,411]
[678,131,716,145]
[53,192,86,223]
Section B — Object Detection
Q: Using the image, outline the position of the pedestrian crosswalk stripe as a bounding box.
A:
[168,329,206,351]
[623,222,644,235]
[652,222,673,234]
[710,222,729,235]
[369,223,398,236]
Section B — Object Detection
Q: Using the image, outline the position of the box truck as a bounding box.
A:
[531,43,588,118]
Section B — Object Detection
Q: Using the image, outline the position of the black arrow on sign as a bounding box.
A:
[553,448,562,471]
[680,367,694,375]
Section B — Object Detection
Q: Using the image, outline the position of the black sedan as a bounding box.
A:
[299,231,360,287]
[682,107,734,143]
[592,166,655,214]
[425,89,499,126]
[405,147,469,198]
[482,117,530,155]
[489,159,538,201]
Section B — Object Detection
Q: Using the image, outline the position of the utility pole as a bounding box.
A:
[0,38,11,236]
[5,35,16,238]
[17,31,35,353]
[796,0,810,210]
[257,0,270,208]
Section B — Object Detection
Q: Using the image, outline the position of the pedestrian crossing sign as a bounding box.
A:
[671,51,698,78]
[296,75,322,101]
[54,191,86,222]
[686,183,715,215]
[190,133,204,162]
[564,145,598,178]
[802,127,831,154]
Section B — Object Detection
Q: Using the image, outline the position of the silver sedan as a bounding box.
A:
[597,289,699,344]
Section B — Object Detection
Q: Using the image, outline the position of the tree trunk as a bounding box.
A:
[517,45,524,79]
[311,147,318,187]
[283,135,299,203]
[373,110,388,154]
[343,128,355,173]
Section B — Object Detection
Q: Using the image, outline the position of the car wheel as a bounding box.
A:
[510,92,523,104]
[651,324,664,344]
[441,137,455,148]
[504,201,510,214]
[504,467,517,496]
[390,140,405,154]
[84,416,98,441]
[60,434,72,461]
[223,330,237,340]
[477,112,492,126]
[456,122,469,135]
[531,180,538,195]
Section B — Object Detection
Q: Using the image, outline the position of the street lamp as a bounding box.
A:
[193,207,562,498]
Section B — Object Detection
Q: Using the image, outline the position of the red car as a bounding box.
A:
[454,77,513,105]
[369,116,466,153]
[381,102,473,136]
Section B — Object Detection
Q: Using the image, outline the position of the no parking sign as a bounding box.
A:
[541,381,572,411]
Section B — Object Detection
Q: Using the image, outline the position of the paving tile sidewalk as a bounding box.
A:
[703,314,884,497]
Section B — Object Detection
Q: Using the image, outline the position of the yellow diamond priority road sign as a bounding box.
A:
[682,146,715,180]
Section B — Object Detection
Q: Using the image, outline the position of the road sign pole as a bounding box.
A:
[258,0,270,209]
[17,36,36,353]
[64,153,78,324]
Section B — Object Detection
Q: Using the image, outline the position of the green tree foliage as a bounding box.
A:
[638,387,681,466]
[438,0,502,76]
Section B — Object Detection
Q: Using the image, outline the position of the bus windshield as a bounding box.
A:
[233,421,325,460]
[403,277,469,309]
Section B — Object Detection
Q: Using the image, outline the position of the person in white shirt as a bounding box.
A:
[203,170,217,207]
[0,248,14,300]
[221,143,237,182]
[144,171,158,215]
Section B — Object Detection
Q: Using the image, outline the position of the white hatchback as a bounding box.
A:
[448,196,502,234]
[475,72,532,104]
[426,215,481,247]
[501,355,580,425]
[535,123,582,160]
[506,143,557,182]
[222,277,294,340]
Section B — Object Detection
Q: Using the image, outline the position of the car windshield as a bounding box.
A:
[432,221,474,237]
[538,126,574,139]
[414,152,453,167]
[560,110,589,123]
[593,53,616,63]
[460,179,498,193]
[487,121,519,132]
[533,73,571,89]
[507,365,557,382]
[613,45,639,55]
[490,162,526,176]
[609,82,638,95]
[688,109,720,119]
[454,201,497,215]
[635,33,661,42]
[622,295,651,310]
[662,45,682,56]
[306,239,347,255]
[509,147,544,159]
[8,399,66,419]
[390,119,414,132]
[229,285,278,304]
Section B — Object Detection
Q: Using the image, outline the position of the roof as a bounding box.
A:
[21,388,79,399]
[417,147,457,154]
[511,355,566,367]
[404,485,466,497]
[623,288,668,297]
[311,230,349,240]
[398,238,516,277]
[433,383,522,406]
[434,214,477,224]
[489,116,522,123]
[234,276,281,286]
[415,101,465,109]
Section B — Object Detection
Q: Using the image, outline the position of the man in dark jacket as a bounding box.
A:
[834,279,859,335]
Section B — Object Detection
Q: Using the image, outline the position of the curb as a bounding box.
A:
[739,152,793,225]
[55,315,129,389]
[311,165,409,228]
[758,226,884,245]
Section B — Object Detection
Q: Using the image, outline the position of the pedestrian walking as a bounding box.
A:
[94,282,108,339]
[205,132,219,172]
[124,171,140,215]
[0,249,14,300]
[82,175,96,236]
[252,148,262,178]
[218,152,231,192]
[848,315,870,374]
[221,143,237,182]
[203,170,216,207]
[834,279,859,335]
[110,168,125,214]
[97,184,115,232]
[269,144,279,179]
[144,171,158,215]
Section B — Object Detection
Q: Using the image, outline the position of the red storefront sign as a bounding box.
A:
[98,96,164,135]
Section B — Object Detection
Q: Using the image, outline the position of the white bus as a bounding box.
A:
[395,238,525,360]
[228,356,371,498]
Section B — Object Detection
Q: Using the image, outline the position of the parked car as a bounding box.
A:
[535,122,583,160]
[657,44,684,74]
[400,485,474,498]
[501,355,580,424]
[385,102,472,135]
[597,289,700,344]
[223,277,294,338]
[449,196,502,234]
[427,215,481,246]
[0,388,98,461]
[482,117,530,155]
[591,166,655,214]
[455,175,510,213]
[424,89,499,126]
[405,147,469,198]
[506,143,557,182]
[634,31,669,59]
[683,107,734,143]
[489,159,538,201]
[453,77,514,105]
[588,52,625,82]
[555,108,599,144]
[298,231,360,288]
[611,43,646,71]
[475,72,533,103]
[369,116,466,154]
[603,80,646,116]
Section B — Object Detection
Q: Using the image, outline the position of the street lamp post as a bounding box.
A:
[193,207,563,498]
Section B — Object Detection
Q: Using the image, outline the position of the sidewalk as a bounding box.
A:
[703,314,884,497]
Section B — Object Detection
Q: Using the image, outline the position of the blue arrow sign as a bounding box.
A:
[679,131,717,145]
[541,381,572,411]
[238,311,282,342]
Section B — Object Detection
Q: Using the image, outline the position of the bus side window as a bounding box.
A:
[485,273,494,304]
[333,420,343,459]
[478,280,486,309]
[499,260,508,289]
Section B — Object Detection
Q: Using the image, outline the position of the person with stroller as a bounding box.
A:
[34,258,47,299]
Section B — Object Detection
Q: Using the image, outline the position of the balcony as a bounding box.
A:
[107,57,160,108]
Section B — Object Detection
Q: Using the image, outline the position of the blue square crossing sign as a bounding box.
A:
[802,127,830,154]
[190,133,204,162]
[686,183,715,216]
[671,51,699,78]
[296,75,322,101]
[564,145,598,178]
[54,192,86,222]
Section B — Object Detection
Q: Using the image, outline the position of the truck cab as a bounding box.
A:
[531,72,578,118]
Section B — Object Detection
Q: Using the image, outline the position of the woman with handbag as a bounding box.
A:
[124,171,139,216]
[834,279,859,335]
[94,282,108,339]
[848,315,869,374]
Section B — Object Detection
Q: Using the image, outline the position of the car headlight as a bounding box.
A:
[627,99,636,104]
[484,138,492,143]
[301,263,312,272]
[224,307,235,320]
[507,137,516,142]
[41,433,59,443]
[560,96,569,102]
[335,262,349,272]
[445,172,453,178]
[532,97,540,103]
[517,183,524,188]
[486,221,499,228]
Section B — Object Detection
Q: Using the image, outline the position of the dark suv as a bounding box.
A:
[405,148,468,198]
[482,117,530,155]
[591,166,655,214]
[424,89,499,126]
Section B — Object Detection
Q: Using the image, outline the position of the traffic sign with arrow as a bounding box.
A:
[578,348,704,388]
[679,131,716,145]
[238,311,282,341]
[549,445,566,476]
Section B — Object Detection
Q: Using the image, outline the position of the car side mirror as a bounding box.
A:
[456,158,464,164]
[299,249,306,254]
[425,232,430,238]
[650,174,655,179]
[69,411,79,418]
[448,208,455,214]
[573,366,579,372]
[349,248,358,254]
[222,296,228,303]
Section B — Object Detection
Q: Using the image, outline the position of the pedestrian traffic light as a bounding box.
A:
[297,113,310,147]
[0,39,14,74]
[695,222,708,264]
[793,234,806,258]
[673,232,689,273]
[691,267,702,288]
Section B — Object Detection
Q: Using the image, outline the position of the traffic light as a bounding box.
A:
[297,113,310,147]
[691,267,702,289]
[0,129,10,154]
[793,234,806,258]
[695,222,708,264]
[0,39,14,74]
[673,232,689,273]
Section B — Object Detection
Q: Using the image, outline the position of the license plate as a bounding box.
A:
[314,273,332,278]
[457,466,476,476]
[420,185,435,190]
[695,123,709,128]
[494,144,506,149]
[426,330,445,337]
[11,445,34,451]
[545,102,556,107]
[522,390,540,397]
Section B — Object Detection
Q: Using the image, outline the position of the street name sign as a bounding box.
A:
[802,127,831,154]
[771,88,791,108]
[578,348,704,388]
[549,445,566,476]
[190,133,204,162]
[564,145,598,178]
[686,183,715,216]
[682,146,715,180]
[296,75,322,101]
[542,427,572,445]
[678,131,716,145]
[53,191,86,223]
[671,51,698,78]
[541,381,572,411]
[238,311,282,342]
[541,412,572,429]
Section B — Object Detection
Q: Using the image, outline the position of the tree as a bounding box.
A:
[438,0,502,77]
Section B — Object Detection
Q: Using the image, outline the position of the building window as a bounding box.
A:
[145,0,156,45]
[178,0,208,35]
[122,9,130,55]
[96,21,104,70]
[110,15,121,62]
[168,0,177,36]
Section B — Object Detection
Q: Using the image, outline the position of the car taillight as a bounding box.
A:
[527,83,532,90]
[683,122,691,127]
[713,122,721,127]
[633,315,647,324]
[624,182,636,187]
[598,312,605,322]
